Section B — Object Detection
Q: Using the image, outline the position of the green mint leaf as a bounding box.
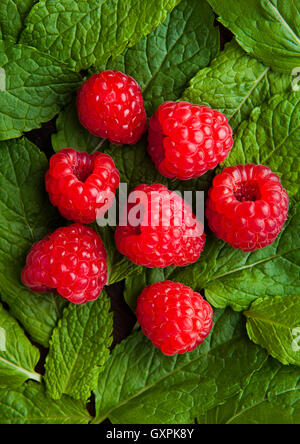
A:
[97,0,219,115]
[44,291,113,401]
[52,99,101,154]
[104,139,168,190]
[93,310,267,424]
[108,255,142,286]
[182,41,291,131]
[0,0,34,42]
[21,0,183,72]
[244,295,300,367]
[197,357,300,424]
[0,138,65,347]
[0,40,81,141]
[0,382,91,424]
[207,0,300,74]
[0,303,41,388]
[93,225,142,285]
[170,202,300,312]
[124,268,175,312]
[224,92,300,202]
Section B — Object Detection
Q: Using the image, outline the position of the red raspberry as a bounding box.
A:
[206,164,289,252]
[148,101,233,180]
[21,224,107,305]
[45,149,120,224]
[136,281,213,356]
[115,184,206,268]
[77,70,147,145]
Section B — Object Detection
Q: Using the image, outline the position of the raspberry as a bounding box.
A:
[206,164,289,252]
[21,224,107,305]
[148,101,233,180]
[77,70,147,145]
[45,149,120,224]
[115,184,206,268]
[136,281,213,356]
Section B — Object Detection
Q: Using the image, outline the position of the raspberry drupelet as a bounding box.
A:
[137,281,213,356]
[77,70,148,145]
[21,224,107,305]
[115,184,206,268]
[148,101,233,180]
[45,149,120,224]
[206,164,289,252]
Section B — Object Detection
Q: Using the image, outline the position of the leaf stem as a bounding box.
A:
[91,138,106,154]
[0,355,42,383]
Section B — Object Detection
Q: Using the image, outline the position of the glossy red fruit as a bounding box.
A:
[206,164,289,252]
[21,224,107,305]
[136,281,213,356]
[148,101,233,180]
[115,184,206,268]
[45,149,120,224]
[77,70,147,145]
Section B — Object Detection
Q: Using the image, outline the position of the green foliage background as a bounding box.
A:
[0,0,299,424]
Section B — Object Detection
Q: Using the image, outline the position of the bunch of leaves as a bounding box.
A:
[0,0,299,424]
